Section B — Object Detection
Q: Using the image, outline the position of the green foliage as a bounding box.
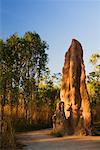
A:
[0,32,61,133]
[0,32,48,106]
[87,53,100,108]
[89,53,100,65]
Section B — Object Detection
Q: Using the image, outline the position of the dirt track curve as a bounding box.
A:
[16,129,100,150]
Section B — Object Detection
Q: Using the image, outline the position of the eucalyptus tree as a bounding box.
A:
[0,39,7,125]
[4,34,21,116]
[20,32,48,119]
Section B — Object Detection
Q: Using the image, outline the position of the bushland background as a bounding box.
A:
[0,32,100,149]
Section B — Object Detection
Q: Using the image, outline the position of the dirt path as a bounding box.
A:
[16,129,100,150]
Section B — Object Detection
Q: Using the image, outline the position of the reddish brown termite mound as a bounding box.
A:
[53,39,91,135]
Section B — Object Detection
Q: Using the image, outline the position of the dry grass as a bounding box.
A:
[0,117,16,150]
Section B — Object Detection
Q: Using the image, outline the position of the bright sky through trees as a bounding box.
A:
[1,0,100,75]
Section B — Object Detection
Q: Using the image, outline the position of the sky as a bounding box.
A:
[1,0,100,75]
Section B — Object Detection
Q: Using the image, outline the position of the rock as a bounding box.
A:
[53,39,91,135]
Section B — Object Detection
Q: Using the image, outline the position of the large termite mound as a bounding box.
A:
[53,39,91,135]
